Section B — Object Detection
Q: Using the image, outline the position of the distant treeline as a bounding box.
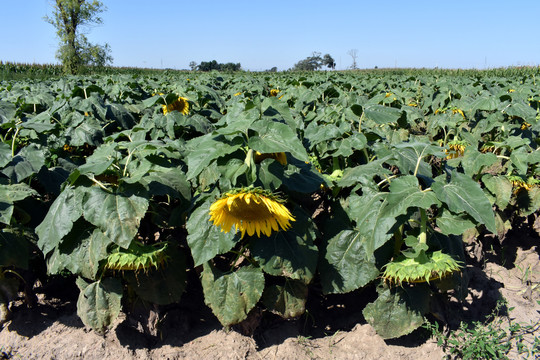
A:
[2,61,540,81]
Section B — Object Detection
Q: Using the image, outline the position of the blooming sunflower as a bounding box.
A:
[209,188,295,238]
[254,151,287,165]
[162,96,189,115]
[270,89,280,97]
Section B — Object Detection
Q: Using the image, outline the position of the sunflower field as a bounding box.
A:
[0,68,539,339]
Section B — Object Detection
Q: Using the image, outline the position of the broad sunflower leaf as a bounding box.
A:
[384,175,440,212]
[338,156,393,188]
[0,142,11,168]
[36,186,84,256]
[363,104,402,124]
[251,209,318,284]
[1,145,45,183]
[0,101,16,125]
[185,134,239,180]
[392,142,440,178]
[347,192,407,256]
[482,174,512,209]
[262,279,308,318]
[47,223,112,280]
[248,120,309,162]
[363,283,429,339]
[318,229,379,294]
[82,187,149,249]
[76,277,123,334]
[505,101,537,122]
[461,149,498,177]
[186,199,240,266]
[201,263,264,327]
[304,122,342,148]
[436,209,476,236]
[0,184,38,225]
[432,171,496,233]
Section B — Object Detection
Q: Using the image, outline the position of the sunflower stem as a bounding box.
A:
[419,208,428,245]
[393,225,404,257]
[244,149,254,167]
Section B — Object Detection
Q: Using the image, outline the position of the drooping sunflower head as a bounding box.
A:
[209,188,295,238]
[162,96,189,115]
[270,89,280,97]
[254,151,287,165]
[445,140,467,159]
[382,251,461,285]
[105,242,169,273]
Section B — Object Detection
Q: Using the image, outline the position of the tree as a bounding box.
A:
[292,52,335,71]
[348,49,358,70]
[45,0,112,74]
[323,54,336,69]
[189,61,198,71]
[196,60,241,72]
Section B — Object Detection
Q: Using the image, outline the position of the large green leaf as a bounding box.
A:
[186,199,240,266]
[461,150,498,177]
[76,277,123,334]
[186,134,239,180]
[432,171,496,233]
[384,175,440,213]
[482,174,512,209]
[251,209,318,284]
[201,264,265,327]
[1,145,45,183]
[248,120,309,162]
[319,230,379,294]
[262,279,308,318]
[47,223,112,280]
[363,104,402,124]
[0,184,38,225]
[436,209,476,236]
[36,186,84,256]
[82,187,149,249]
[363,284,429,339]
[338,157,393,188]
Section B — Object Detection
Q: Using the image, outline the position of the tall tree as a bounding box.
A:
[45,0,112,74]
[292,52,335,71]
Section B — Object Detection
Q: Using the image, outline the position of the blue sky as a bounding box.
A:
[1,1,539,71]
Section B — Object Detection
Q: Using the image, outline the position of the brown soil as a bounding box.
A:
[1,244,539,360]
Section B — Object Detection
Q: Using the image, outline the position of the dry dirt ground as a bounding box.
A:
[1,244,539,360]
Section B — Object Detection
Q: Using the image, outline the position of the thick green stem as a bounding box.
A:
[11,127,20,157]
[393,225,404,257]
[419,208,428,245]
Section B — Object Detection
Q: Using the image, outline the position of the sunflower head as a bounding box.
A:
[270,89,280,97]
[162,96,189,115]
[254,151,287,165]
[382,251,461,285]
[105,242,169,273]
[209,188,295,238]
[445,140,467,159]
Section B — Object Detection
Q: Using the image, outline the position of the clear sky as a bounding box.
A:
[1,0,539,71]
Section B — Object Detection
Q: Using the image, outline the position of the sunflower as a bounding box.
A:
[270,89,280,97]
[254,151,287,165]
[162,96,189,115]
[382,251,461,285]
[209,188,295,238]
